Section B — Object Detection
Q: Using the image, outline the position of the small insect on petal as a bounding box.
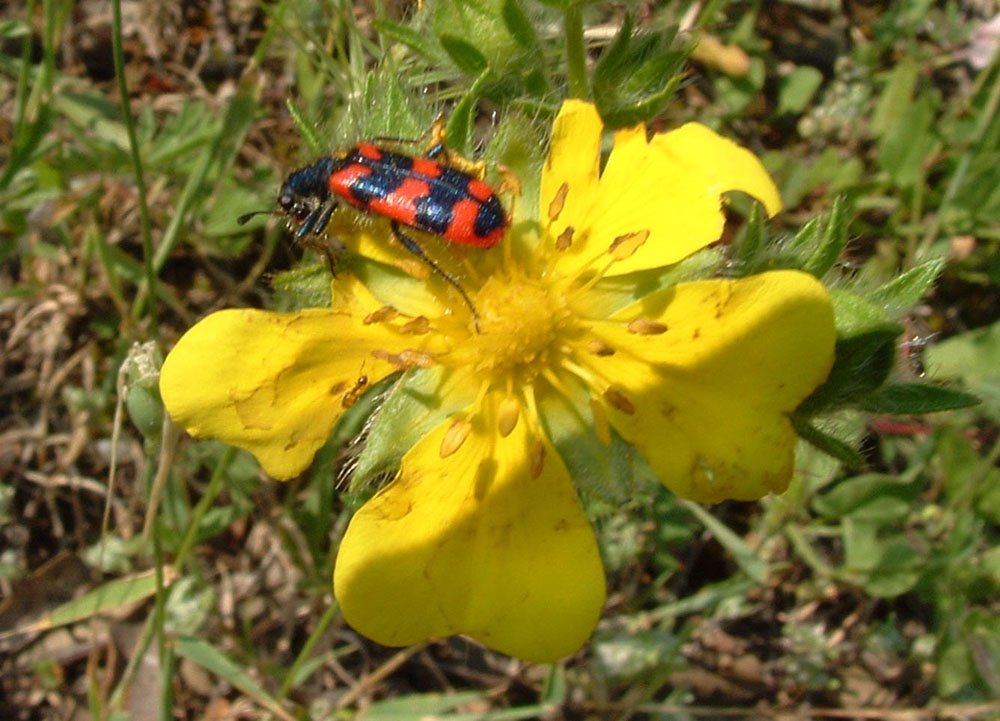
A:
[548,182,570,222]
[497,396,521,437]
[530,439,546,479]
[440,419,473,458]
[608,230,650,261]
[603,388,636,415]
[371,349,436,369]
[627,317,668,335]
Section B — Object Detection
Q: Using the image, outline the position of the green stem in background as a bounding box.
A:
[12,0,37,148]
[564,4,589,100]
[172,445,235,571]
[276,600,340,700]
[111,0,159,330]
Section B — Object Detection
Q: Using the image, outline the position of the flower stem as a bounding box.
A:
[564,4,589,100]
[111,0,159,330]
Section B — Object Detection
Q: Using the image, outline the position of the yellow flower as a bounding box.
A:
[160,100,835,662]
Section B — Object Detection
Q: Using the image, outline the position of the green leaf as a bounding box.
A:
[925,320,1000,420]
[357,692,485,720]
[860,383,980,414]
[174,637,291,720]
[501,0,538,49]
[863,538,924,597]
[811,473,919,521]
[878,92,936,187]
[2,569,167,637]
[790,414,864,467]
[372,19,442,61]
[777,65,823,115]
[439,33,490,76]
[870,57,919,137]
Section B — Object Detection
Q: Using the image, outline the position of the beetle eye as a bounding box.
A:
[278,193,294,211]
[295,206,311,221]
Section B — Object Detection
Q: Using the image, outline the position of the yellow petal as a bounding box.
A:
[334,391,605,662]
[540,100,602,241]
[549,121,782,278]
[582,271,834,503]
[160,278,439,479]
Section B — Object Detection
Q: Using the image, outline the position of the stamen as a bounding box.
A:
[371,349,436,369]
[590,397,611,445]
[364,306,399,325]
[440,419,472,458]
[608,230,649,261]
[529,438,546,479]
[603,388,636,415]
[547,182,569,221]
[401,317,431,335]
[555,226,574,251]
[586,339,615,356]
[627,317,668,335]
[497,395,521,437]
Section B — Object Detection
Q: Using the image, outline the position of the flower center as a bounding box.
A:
[448,272,572,378]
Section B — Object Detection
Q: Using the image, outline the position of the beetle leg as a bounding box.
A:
[390,221,480,333]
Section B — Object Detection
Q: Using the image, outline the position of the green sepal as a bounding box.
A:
[798,329,899,414]
[348,367,473,491]
[790,414,864,467]
[869,258,945,320]
[592,13,689,129]
[270,262,333,311]
[859,383,980,414]
[537,379,654,504]
[372,19,444,62]
[802,196,848,278]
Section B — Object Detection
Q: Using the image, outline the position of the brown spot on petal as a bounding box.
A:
[530,439,546,479]
[608,229,650,260]
[604,388,636,415]
[329,381,348,395]
[555,226,574,250]
[497,396,520,437]
[586,339,615,356]
[364,306,399,325]
[548,182,569,222]
[401,316,430,335]
[440,419,472,458]
[627,317,668,335]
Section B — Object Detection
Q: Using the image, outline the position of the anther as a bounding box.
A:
[529,439,546,479]
[364,306,400,325]
[497,396,521,437]
[586,339,615,356]
[603,388,636,415]
[401,317,431,335]
[555,226,574,251]
[627,317,668,335]
[609,230,650,260]
[548,182,569,222]
[440,419,472,458]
